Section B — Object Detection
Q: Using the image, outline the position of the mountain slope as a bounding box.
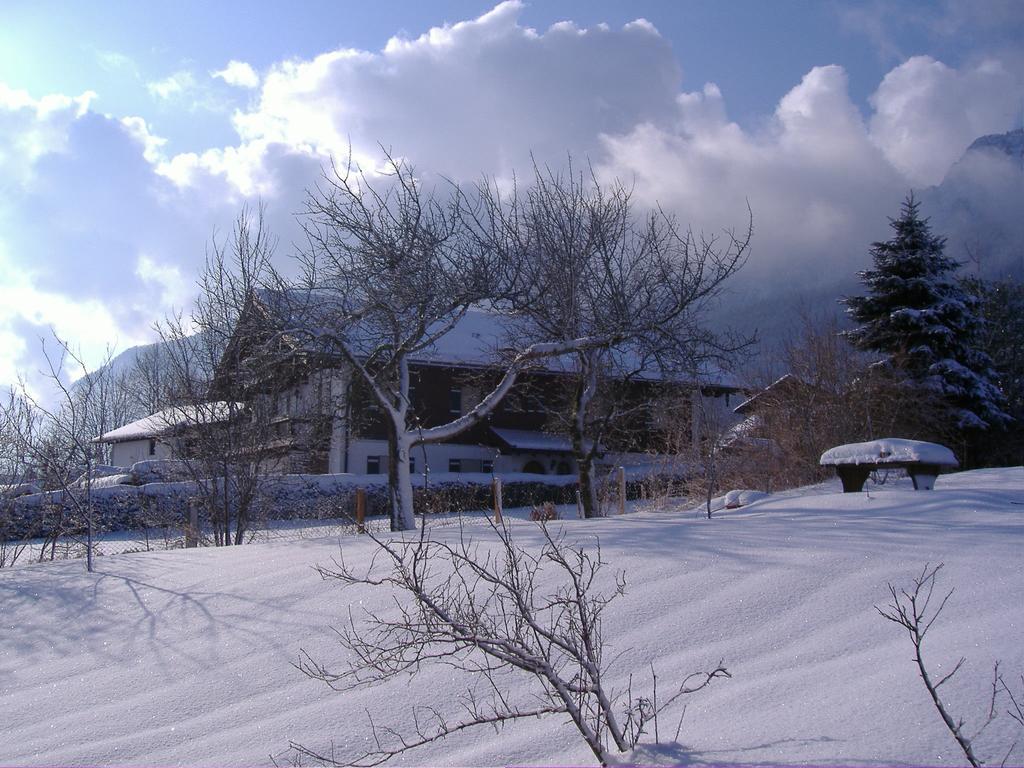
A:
[923,128,1024,277]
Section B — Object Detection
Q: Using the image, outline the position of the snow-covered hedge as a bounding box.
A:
[3,469,686,542]
[3,481,197,540]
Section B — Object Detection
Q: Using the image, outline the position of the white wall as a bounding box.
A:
[110,439,173,468]
[341,437,575,477]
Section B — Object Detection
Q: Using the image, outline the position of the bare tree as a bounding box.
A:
[281,153,621,530]
[157,206,296,546]
[480,162,751,517]
[292,519,728,766]
[123,342,176,418]
[0,336,116,571]
[729,312,962,493]
[878,563,1021,766]
[0,392,42,567]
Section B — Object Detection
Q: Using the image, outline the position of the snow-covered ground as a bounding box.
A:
[2,467,1022,765]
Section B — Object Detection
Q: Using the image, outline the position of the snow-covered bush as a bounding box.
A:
[71,465,126,489]
[127,459,195,485]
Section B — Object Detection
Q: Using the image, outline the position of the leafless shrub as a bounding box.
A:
[726,312,962,494]
[878,563,1022,766]
[530,501,559,521]
[291,519,728,766]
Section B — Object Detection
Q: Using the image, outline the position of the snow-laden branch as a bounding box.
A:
[414,334,614,445]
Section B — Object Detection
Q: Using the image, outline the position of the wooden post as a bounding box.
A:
[355,487,366,534]
[493,477,503,524]
[575,489,583,519]
[618,466,626,515]
[185,501,199,548]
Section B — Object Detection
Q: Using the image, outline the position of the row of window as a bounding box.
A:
[364,456,493,475]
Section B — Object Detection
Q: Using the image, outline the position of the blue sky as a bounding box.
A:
[1,0,1022,388]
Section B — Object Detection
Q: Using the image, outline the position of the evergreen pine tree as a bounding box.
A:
[843,193,1009,431]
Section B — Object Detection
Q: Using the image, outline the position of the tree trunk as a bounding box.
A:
[576,453,600,518]
[387,422,417,531]
[572,352,601,519]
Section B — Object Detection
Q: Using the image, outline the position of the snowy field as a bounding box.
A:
[2,467,1022,765]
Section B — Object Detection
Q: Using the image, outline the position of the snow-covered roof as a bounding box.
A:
[733,374,800,414]
[491,428,574,453]
[94,403,237,444]
[0,481,40,499]
[819,438,958,467]
[255,289,739,388]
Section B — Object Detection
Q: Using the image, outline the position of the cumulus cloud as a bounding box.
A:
[0,88,299,391]
[0,242,133,387]
[212,60,260,89]
[2,1,1023,387]
[0,84,96,184]
[213,0,681,184]
[869,55,1020,185]
[598,66,907,293]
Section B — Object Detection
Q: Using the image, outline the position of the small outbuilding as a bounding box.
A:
[93,404,236,468]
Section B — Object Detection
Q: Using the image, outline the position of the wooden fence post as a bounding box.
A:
[185,501,199,548]
[618,466,626,515]
[575,489,583,519]
[493,477,503,524]
[356,488,366,534]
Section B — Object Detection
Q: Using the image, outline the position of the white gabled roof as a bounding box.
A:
[94,403,237,444]
[257,290,740,389]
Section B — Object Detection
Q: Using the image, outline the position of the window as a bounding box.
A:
[481,459,493,474]
[409,456,416,474]
[449,458,462,473]
[449,386,462,416]
[148,439,156,456]
[366,456,381,474]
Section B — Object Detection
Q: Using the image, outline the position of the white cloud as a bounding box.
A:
[0,243,138,387]
[147,70,197,101]
[868,55,1020,186]
[135,254,190,308]
[597,65,907,292]
[96,49,139,76]
[2,2,1023,386]
[119,116,167,163]
[212,60,260,89]
[217,0,682,183]
[0,84,96,184]
[0,85,279,387]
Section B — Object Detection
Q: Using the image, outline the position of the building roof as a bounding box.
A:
[254,289,740,388]
[93,403,236,444]
[733,373,800,415]
[491,427,574,454]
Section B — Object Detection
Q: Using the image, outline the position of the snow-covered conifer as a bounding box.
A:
[843,194,1008,431]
